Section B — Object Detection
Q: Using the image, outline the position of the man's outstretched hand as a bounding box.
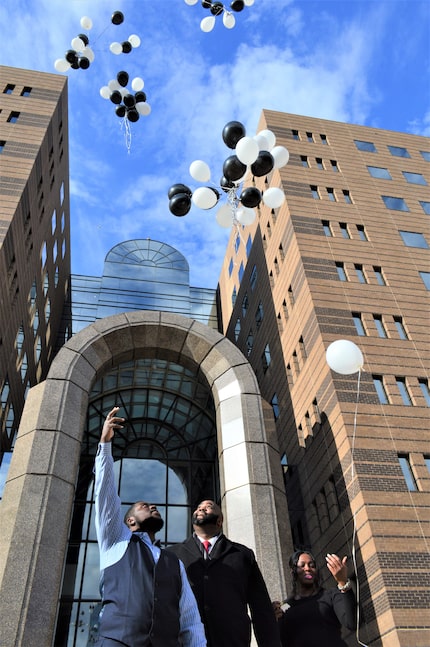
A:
[100,407,125,443]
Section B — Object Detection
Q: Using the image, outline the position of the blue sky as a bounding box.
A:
[1,0,429,288]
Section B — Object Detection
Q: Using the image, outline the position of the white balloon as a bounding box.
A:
[192,187,219,210]
[201,16,216,32]
[128,34,141,48]
[271,145,290,168]
[244,0,254,5]
[100,86,111,100]
[71,37,85,52]
[54,58,70,72]
[82,46,95,62]
[236,137,259,165]
[131,77,144,92]
[108,79,121,92]
[326,340,364,375]
[184,0,198,4]
[136,102,151,116]
[257,129,276,150]
[262,187,285,209]
[236,207,256,225]
[110,41,123,55]
[253,133,270,151]
[216,204,234,228]
[223,12,236,28]
[80,16,93,30]
[189,160,211,183]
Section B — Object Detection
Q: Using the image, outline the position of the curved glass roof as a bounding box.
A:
[105,239,189,270]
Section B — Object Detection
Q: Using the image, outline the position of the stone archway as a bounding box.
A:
[0,311,292,646]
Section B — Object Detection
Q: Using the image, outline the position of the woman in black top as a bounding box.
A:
[273,550,357,647]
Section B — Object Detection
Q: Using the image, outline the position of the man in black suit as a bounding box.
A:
[170,500,280,647]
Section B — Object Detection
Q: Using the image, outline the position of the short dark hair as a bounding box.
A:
[124,503,137,525]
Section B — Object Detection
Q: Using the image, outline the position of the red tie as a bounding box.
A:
[203,540,211,554]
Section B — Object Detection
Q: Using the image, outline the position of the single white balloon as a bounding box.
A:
[244,0,254,5]
[71,37,85,52]
[326,340,364,375]
[108,79,121,92]
[136,102,151,116]
[110,41,123,55]
[201,16,216,32]
[54,58,70,72]
[257,129,276,150]
[100,86,111,100]
[128,34,141,48]
[236,137,259,165]
[262,187,285,209]
[131,77,144,92]
[236,207,256,225]
[192,186,219,210]
[184,0,199,4]
[253,133,270,151]
[223,12,236,28]
[216,204,234,228]
[82,46,95,62]
[189,160,211,183]
[80,16,93,30]
[271,145,290,168]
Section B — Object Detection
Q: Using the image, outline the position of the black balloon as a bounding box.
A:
[223,155,247,182]
[134,91,147,103]
[169,193,192,217]
[211,1,224,15]
[123,93,136,108]
[240,187,262,208]
[117,71,129,87]
[111,11,124,25]
[78,33,89,46]
[222,121,246,149]
[231,0,245,11]
[122,41,132,54]
[110,90,122,105]
[201,0,212,8]
[115,105,126,118]
[71,60,80,70]
[168,183,192,199]
[127,108,139,122]
[220,175,235,192]
[251,151,274,177]
[79,57,90,69]
[65,49,78,64]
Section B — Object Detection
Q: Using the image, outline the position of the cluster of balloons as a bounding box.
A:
[168,120,290,228]
[184,0,255,31]
[54,16,95,72]
[100,71,150,122]
[326,340,364,375]
[108,12,142,55]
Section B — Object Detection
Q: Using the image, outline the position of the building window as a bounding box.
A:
[373,375,389,404]
[288,285,295,306]
[301,155,309,167]
[356,225,368,241]
[246,234,252,258]
[382,195,409,212]
[228,258,234,277]
[306,132,314,143]
[271,393,280,420]
[354,139,377,152]
[250,265,257,290]
[354,264,367,283]
[310,185,320,199]
[21,86,32,97]
[420,151,430,161]
[316,158,324,170]
[330,160,339,172]
[418,379,430,406]
[7,111,20,123]
[396,377,413,406]
[373,266,386,285]
[232,286,237,308]
[373,314,387,338]
[420,271,430,290]
[388,145,410,158]
[262,344,271,372]
[393,316,408,340]
[234,317,241,341]
[339,223,350,239]
[4,84,15,94]
[336,262,347,281]
[242,293,249,317]
[399,231,429,249]
[327,187,336,201]
[246,330,254,356]
[0,140,5,153]
[419,201,430,215]
[367,166,392,179]
[343,190,352,204]
[320,134,328,145]
[398,455,417,491]
[292,129,300,140]
[235,235,240,253]
[255,302,264,329]
[322,220,332,236]
[352,312,366,336]
[238,262,244,282]
[402,171,427,185]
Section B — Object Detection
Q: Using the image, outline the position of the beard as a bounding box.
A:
[192,511,219,526]
[140,516,164,533]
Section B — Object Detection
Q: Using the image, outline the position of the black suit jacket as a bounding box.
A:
[170,535,280,647]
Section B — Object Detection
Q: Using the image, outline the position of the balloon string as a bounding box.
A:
[121,117,132,153]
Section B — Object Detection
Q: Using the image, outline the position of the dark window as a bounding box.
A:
[232,286,237,308]
[327,188,336,201]
[373,266,386,285]
[388,145,410,158]
[382,195,409,211]
[238,262,244,282]
[255,302,264,329]
[234,318,241,341]
[336,262,347,281]
[0,140,5,153]
[398,455,417,490]
[320,134,328,145]
[343,190,352,204]
[262,344,271,372]
[396,378,412,405]
[316,158,324,170]
[339,223,350,239]
[330,160,338,172]
[300,155,309,167]
[352,312,366,336]
[354,139,377,152]
[311,185,320,199]
[322,220,332,237]
[354,264,367,283]
[292,129,300,140]
[373,314,387,338]
[242,293,248,317]
[356,225,368,241]
[7,111,20,123]
[373,375,389,404]
[250,265,257,290]
[3,84,15,94]
[393,316,408,340]
[246,330,254,356]
[306,132,314,143]
[21,86,32,97]
[271,393,280,419]
[418,379,430,406]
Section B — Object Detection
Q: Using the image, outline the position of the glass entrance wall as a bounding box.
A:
[55,358,218,646]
